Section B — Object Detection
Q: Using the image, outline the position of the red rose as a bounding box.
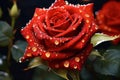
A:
[20,0,97,70]
[96,0,120,44]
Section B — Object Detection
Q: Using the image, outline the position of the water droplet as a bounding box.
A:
[75,57,80,62]
[32,47,37,52]
[45,52,51,58]
[85,14,90,17]
[64,61,69,68]
[54,40,59,45]
[74,65,77,69]
[26,35,30,39]
[26,53,32,57]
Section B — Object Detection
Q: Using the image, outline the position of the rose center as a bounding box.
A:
[50,12,69,26]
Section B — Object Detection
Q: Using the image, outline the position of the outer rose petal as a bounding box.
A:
[49,44,93,70]
[50,0,66,8]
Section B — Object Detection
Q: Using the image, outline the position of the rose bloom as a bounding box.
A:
[20,0,97,70]
[96,0,120,44]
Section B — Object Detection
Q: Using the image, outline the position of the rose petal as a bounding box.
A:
[50,0,66,8]
[45,7,70,28]
[49,44,93,70]
[34,8,46,17]
[55,14,83,37]
[73,22,97,49]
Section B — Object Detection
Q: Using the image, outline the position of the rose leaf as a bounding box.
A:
[93,48,120,77]
[24,57,45,70]
[11,40,27,62]
[33,67,65,80]
[53,69,68,80]
[91,33,119,47]
[0,21,13,47]
[80,67,93,80]
[0,71,12,80]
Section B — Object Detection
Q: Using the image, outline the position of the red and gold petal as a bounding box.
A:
[82,8,94,33]
[21,20,38,46]
[49,44,93,70]
[40,51,75,61]
[33,25,72,42]
[55,15,83,37]
[20,44,42,62]
[50,27,86,51]
[81,3,93,16]
[50,0,66,8]
[21,45,74,62]
[21,44,76,62]
[63,5,80,15]
[45,7,69,27]
[98,24,120,36]
[37,17,47,33]
[73,22,97,49]
[34,8,47,17]
[50,18,94,51]
[53,19,71,30]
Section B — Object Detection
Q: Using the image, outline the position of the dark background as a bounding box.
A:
[0,0,107,80]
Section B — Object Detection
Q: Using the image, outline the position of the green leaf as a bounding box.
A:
[80,67,93,80]
[0,71,12,80]
[27,57,68,80]
[0,54,8,71]
[93,48,120,77]
[91,33,119,47]
[0,54,12,80]
[0,32,10,47]
[0,21,13,38]
[33,67,65,80]
[53,69,68,80]
[27,57,68,79]
[0,21,13,46]
[24,57,44,70]
[11,40,27,62]
[67,70,80,80]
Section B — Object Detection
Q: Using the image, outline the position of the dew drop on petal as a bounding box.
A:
[86,20,89,23]
[82,40,85,43]
[26,53,32,57]
[79,10,82,13]
[64,61,69,68]
[32,47,37,52]
[54,40,59,45]
[85,14,90,17]
[74,65,78,69]
[45,52,51,58]
[26,35,30,39]
[75,57,80,62]
[30,40,32,42]
[73,28,76,30]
